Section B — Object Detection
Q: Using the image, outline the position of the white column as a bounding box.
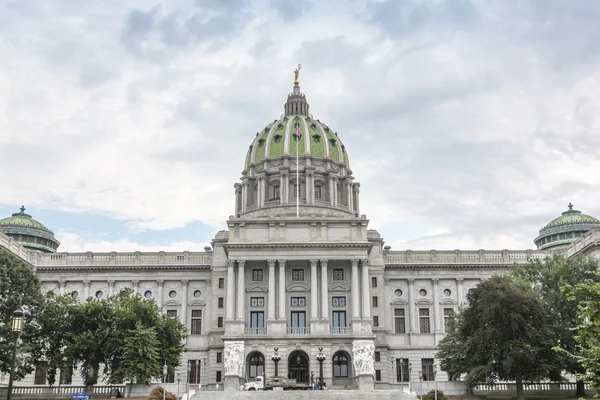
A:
[107,280,115,297]
[241,182,247,212]
[279,173,285,204]
[456,277,464,306]
[237,260,246,320]
[83,280,90,299]
[348,182,354,212]
[310,259,319,319]
[320,259,329,320]
[432,278,442,333]
[278,260,286,320]
[268,260,276,320]
[181,280,189,329]
[226,260,235,320]
[351,259,360,319]
[408,278,416,332]
[361,259,371,319]
[354,185,360,215]
[234,185,241,215]
[329,177,334,205]
[157,280,164,311]
[59,280,66,295]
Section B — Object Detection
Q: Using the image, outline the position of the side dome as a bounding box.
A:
[0,206,60,253]
[244,86,350,171]
[534,203,600,251]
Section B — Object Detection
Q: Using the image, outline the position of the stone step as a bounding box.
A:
[190,389,416,400]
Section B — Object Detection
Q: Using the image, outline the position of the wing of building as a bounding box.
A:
[1,81,600,393]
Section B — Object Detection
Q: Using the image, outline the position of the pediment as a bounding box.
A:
[164,299,181,306]
[390,298,409,306]
[439,297,456,305]
[415,298,433,305]
[247,284,268,292]
[288,283,309,292]
[188,299,206,307]
[329,284,350,292]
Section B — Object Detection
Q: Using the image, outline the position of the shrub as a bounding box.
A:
[148,386,177,400]
[423,389,449,400]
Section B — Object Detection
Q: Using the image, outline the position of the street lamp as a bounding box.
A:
[271,348,281,377]
[316,347,326,388]
[176,370,181,400]
[7,310,24,400]
[163,363,168,400]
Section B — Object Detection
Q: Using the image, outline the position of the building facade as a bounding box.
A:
[1,80,600,393]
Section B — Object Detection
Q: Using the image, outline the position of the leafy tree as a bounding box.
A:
[437,275,556,400]
[557,274,600,390]
[0,249,44,380]
[511,254,599,395]
[112,322,161,385]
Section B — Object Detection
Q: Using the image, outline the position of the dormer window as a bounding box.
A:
[341,144,345,151]
[277,123,284,130]
[324,127,330,132]
[249,144,253,151]
[258,138,265,147]
[329,138,336,146]
[264,127,269,132]
[274,134,282,143]
[312,134,321,143]
[310,123,317,130]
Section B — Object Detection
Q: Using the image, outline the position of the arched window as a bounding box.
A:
[248,353,264,379]
[332,353,349,378]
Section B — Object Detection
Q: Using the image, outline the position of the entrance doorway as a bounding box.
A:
[288,351,309,383]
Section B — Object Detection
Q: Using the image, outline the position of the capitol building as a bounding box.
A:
[1,78,600,393]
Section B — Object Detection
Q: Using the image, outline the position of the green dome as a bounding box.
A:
[244,86,350,171]
[534,203,600,251]
[0,206,60,253]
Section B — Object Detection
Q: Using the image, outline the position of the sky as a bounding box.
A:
[1,0,600,252]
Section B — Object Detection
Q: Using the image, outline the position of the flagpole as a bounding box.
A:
[296,126,300,218]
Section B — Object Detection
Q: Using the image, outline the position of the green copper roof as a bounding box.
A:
[534,203,600,251]
[0,206,60,253]
[544,204,599,227]
[0,206,53,233]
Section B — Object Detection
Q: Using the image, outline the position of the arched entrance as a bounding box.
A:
[332,351,352,386]
[247,352,265,380]
[288,350,309,383]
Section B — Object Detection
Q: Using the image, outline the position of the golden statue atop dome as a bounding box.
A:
[294,64,302,85]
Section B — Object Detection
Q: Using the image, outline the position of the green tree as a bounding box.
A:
[437,275,556,400]
[112,322,161,385]
[0,249,44,380]
[511,254,599,395]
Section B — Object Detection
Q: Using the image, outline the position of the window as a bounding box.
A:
[167,310,178,318]
[291,297,306,307]
[290,311,306,332]
[273,186,280,199]
[333,269,344,281]
[95,291,104,299]
[293,184,299,197]
[216,352,222,363]
[169,290,177,298]
[252,269,263,281]
[394,289,403,297]
[216,371,222,383]
[395,359,410,382]
[59,367,72,385]
[292,269,304,281]
[34,362,47,385]
[375,370,381,382]
[315,186,322,199]
[144,290,153,299]
[422,358,434,381]
[219,278,224,289]
[188,360,200,384]
[250,297,265,307]
[444,308,455,331]
[191,310,202,334]
[373,316,379,326]
[419,289,427,296]
[374,352,381,362]
[217,317,223,328]
[166,368,175,383]
[251,311,264,328]
[218,297,224,308]
[193,290,202,298]
[443,288,452,296]
[394,309,406,333]
[332,353,349,377]
[372,296,378,307]
[332,311,346,328]
[248,353,265,379]
[372,277,377,287]
[419,308,430,333]
[332,296,346,307]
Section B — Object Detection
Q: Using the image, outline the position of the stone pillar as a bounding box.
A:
[157,280,164,311]
[333,177,338,206]
[226,261,235,320]
[83,280,90,299]
[234,183,241,215]
[278,259,286,320]
[236,260,246,320]
[354,184,360,215]
[268,260,276,320]
[361,259,371,319]
[59,280,66,295]
[320,259,329,320]
[279,173,285,204]
[107,280,115,297]
[408,278,416,333]
[432,278,442,333]
[181,280,189,329]
[456,277,464,306]
[351,259,360,320]
[241,181,247,212]
[329,177,335,205]
[132,280,139,294]
[347,181,353,211]
[310,259,319,320]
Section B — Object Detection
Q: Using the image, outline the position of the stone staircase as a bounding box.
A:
[190,389,416,400]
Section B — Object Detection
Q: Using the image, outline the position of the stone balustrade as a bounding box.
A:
[36,251,211,266]
[385,249,550,265]
[566,227,600,256]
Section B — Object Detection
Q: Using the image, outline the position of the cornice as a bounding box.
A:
[36,264,212,273]
[224,241,372,250]
[384,263,512,269]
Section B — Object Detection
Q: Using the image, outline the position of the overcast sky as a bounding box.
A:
[1,0,599,253]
